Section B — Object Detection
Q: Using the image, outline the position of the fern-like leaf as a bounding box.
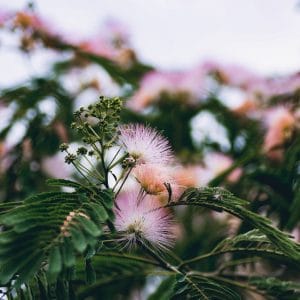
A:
[171,274,241,300]
[0,183,111,288]
[173,187,300,262]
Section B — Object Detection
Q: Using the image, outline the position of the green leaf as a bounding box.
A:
[210,229,300,266]
[70,227,87,253]
[175,187,300,262]
[171,274,241,300]
[76,253,154,299]
[13,252,45,289]
[89,203,109,221]
[0,189,105,287]
[48,247,62,278]
[250,277,300,300]
[148,276,176,300]
[99,189,114,209]
[46,178,84,189]
[85,259,96,284]
[61,239,76,268]
[76,216,102,237]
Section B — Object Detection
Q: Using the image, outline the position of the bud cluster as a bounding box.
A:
[72,96,123,148]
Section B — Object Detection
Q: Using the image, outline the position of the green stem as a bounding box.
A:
[114,166,133,197]
[95,252,161,267]
[210,275,266,297]
[136,239,182,275]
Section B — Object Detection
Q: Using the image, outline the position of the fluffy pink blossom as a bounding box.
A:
[118,124,174,165]
[173,165,203,188]
[133,164,179,199]
[263,106,296,159]
[114,190,176,249]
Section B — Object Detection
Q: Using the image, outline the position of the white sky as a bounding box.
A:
[1,0,300,86]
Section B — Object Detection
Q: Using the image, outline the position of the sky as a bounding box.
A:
[1,0,300,87]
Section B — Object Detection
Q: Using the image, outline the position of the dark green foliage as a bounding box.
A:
[250,277,300,300]
[76,252,155,300]
[173,187,300,262]
[148,276,176,300]
[0,21,300,297]
[0,179,112,288]
[171,274,241,300]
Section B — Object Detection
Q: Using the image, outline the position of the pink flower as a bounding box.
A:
[201,152,242,184]
[133,164,179,198]
[118,124,174,165]
[13,11,57,37]
[127,67,208,111]
[74,19,131,63]
[210,62,263,89]
[77,35,118,60]
[232,99,258,116]
[41,152,73,178]
[263,106,296,159]
[114,190,176,249]
[247,74,300,100]
[173,165,203,188]
[0,10,12,27]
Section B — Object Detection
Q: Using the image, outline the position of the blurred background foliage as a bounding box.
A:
[0,3,300,299]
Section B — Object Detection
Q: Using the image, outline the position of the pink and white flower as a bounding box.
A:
[118,124,174,165]
[133,164,179,199]
[114,190,176,249]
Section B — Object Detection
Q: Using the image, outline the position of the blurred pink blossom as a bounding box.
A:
[208,62,263,89]
[74,19,131,63]
[13,11,58,37]
[41,152,73,178]
[200,152,242,184]
[173,165,204,189]
[263,106,296,159]
[127,67,208,111]
[247,73,300,100]
[0,10,12,27]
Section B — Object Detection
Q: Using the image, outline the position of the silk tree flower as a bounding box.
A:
[118,124,174,165]
[208,62,263,89]
[173,165,203,188]
[133,164,180,200]
[246,74,300,100]
[74,19,132,64]
[0,10,12,27]
[126,67,208,112]
[200,152,242,184]
[114,190,176,249]
[263,106,296,160]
